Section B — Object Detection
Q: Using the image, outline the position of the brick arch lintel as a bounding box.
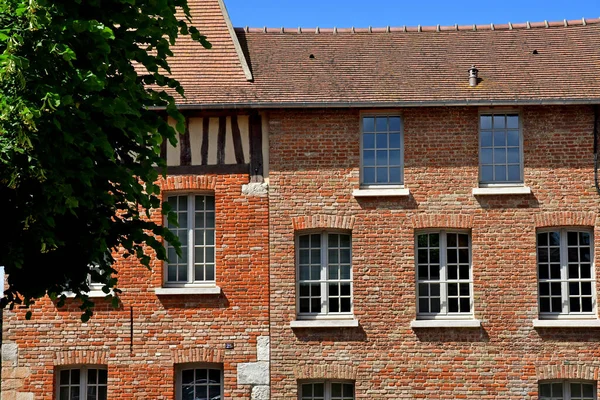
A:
[411,214,474,230]
[171,348,224,365]
[54,350,109,366]
[294,364,357,381]
[537,364,599,381]
[534,212,597,228]
[159,175,217,192]
[292,215,356,231]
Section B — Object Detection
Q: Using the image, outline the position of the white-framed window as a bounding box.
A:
[479,113,522,184]
[57,366,107,400]
[361,115,403,186]
[165,194,216,286]
[300,381,355,400]
[539,380,596,400]
[297,232,352,317]
[537,228,595,317]
[176,364,223,400]
[416,231,473,318]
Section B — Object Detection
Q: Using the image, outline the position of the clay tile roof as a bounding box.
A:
[170,2,600,107]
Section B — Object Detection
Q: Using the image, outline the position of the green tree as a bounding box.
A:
[0,0,209,320]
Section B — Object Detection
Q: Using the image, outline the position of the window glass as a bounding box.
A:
[301,381,354,400]
[58,367,107,400]
[298,232,352,316]
[362,115,403,185]
[537,229,594,316]
[539,381,596,400]
[416,231,472,317]
[480,113,521,184]
[165,194,216,285]
[179,367,222,400]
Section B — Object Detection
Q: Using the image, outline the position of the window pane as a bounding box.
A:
[341,298,351,312]
[389,168,402,183]
[363,167,375,184]
[363,134,375,149]
[181,369,194,384]
[376,134,388,149]
[549,232,560,246]
[430,298,441,313]
[363,117,375,132]
[507,165,521,182]
[583,383,594,397]
[449,298,459,312]
[494,148,506,164]
[363,150,375,166]
[376,168,388,183]
[205,212,215,228]
[71,369,80,385]
[480,116,492,130]
[481,166,493,182]
[540,297,550,313]
[389,117,401,131]
[98,387,107,400]
[331,383,342,397]
[480,148,493,164]
[389,133,401,148]
[460,298,470,312]
[481,131,492,147]
[493,115,506,129]
[580,232,591,245]
[419,298,429,313]
[340,265,351,280]
[506,115,519,129]
[209,385,220,399]
[493,131,506,146]
[376,150,388,165]
[375,117,387,131]
[209,369,221,383]
[507,147,519,163]
[507,130,520,146]
[205,264,215,281]
[60,370,70,384]
[88,369,97,384]
[539,383,551,397]
[389,150,401,166]
[494,165,506,181]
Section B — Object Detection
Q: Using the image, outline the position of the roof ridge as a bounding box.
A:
[235,17,600,34]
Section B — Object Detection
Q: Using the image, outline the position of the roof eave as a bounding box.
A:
[154,98,600,110]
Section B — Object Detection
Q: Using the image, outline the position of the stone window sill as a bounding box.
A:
[532,319,600,328]
[290,319,359,328]
[472,186,531,196]
[410,319,481,328]
[154,286,222,295]
[353,188,410,197]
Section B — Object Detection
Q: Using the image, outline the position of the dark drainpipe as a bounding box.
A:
[594,105,600,194]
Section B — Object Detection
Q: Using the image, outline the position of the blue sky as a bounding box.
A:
[224,0,599,28]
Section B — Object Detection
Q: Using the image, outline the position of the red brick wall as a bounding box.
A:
[2,173,269,399]
[268,106,600,399]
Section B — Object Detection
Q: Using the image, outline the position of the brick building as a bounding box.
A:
[3,1,600,399]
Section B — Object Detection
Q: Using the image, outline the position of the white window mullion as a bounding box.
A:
[321,233,328,314]
[560,229,569,315]
[440,231,448,315]
[82,368,88,400]
[188,195,195,284]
